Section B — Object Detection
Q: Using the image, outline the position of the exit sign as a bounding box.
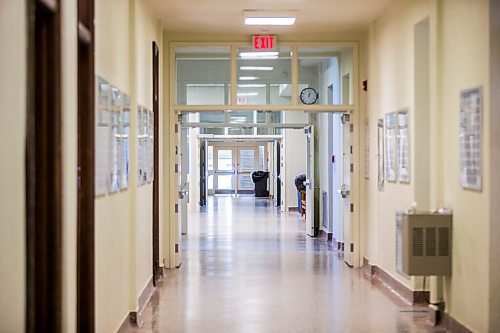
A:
[252,35,277,50]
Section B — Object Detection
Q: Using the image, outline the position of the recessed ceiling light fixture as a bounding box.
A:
[237,92,259,97]
[240,66,274,71]
[239,76,259,81]
[239,51,279,59]
[244,10,297,26]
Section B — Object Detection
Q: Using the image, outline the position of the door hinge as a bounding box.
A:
[350,243,354,252]
[350,124,354,133]
[175,203,178,213]
[350,163,354,173]
[175,163,179,173]
[175,243,179,253]
[350,146,353,154]
[350,203,354,213]
[175,124,178,133]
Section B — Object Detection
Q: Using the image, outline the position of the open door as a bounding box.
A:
[214,146,237,195]
[275,140,281,207]
[305,125,316,237]
[180,125,189,235]
[237,146,259,195]
[199,139,207,206]
[340,114,353,266]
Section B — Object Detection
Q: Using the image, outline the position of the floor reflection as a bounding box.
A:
[133,196,446,333]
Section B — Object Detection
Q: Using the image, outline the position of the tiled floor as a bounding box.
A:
[134,196,446,333]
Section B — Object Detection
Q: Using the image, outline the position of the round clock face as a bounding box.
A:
[300,87,319,105]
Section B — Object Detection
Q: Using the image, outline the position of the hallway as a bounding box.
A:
[134,197,443,333]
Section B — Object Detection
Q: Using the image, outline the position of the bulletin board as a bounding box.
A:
[137,105,154,187]
[95,76,130,196]
[377,118,384,191]
[364,118,370,179]
[397,110,410,183]
[460,87,482,191]
[385,112,397,182]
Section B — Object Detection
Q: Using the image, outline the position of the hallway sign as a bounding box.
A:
[253,35,277,50]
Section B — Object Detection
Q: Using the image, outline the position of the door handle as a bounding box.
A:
[339,184,350,198]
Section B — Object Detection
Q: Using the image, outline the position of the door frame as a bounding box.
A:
[152,41,161,285]
[26,0,63,331]
[77,0,95,331]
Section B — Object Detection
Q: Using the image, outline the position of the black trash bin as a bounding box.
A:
[252,171,269,197]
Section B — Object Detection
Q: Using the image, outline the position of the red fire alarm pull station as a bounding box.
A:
[252,35,277,50]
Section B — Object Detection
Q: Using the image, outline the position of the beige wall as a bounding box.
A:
[95,1,133,331]
[95,0,162,331]
[134,0,163,305]
[366,0,492,331]
[0,1,26,331]
[439,1,490,331]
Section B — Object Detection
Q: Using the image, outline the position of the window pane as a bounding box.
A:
[208,174,214,190]
[217,150,233,171]
[237,47,291,105]
[298,46,354,105]
[229,111,253,124]
[176,46,230,105]
[199,112,225,123]
[218,175,233,190]
[259,146,265,170]
[239,149,255,171]
[207,146,214,171]
[239,175,254,190]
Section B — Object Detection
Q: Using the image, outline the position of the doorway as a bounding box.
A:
[208,142,267,196]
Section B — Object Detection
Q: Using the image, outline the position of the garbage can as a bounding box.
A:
[294,174,306,214]
[252,171,269,197]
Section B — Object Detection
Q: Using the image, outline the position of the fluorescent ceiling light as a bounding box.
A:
[245,17,296,25]
[239,76,259,81]
[244,11,297,26]
[238,84,266,88]
[240,66,274,71]
[237,92,259,97]
[231,116,247,122]
[240,51,279,59]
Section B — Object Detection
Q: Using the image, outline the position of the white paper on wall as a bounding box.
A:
[460,87,482,191]
[95,77,111,196]
[385,112,397,182]
[377,119,384,191]
[397,110,410,183]
[120,97,130,189]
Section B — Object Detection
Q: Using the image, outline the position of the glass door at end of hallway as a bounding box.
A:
[207,144,266,196]
[236,147,259,195]
[213,147,237,195]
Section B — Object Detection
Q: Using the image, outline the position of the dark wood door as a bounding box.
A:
[152,41,161,285]
[199,140,207,206]
[77,0,95,331]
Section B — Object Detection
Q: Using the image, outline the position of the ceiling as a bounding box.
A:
[145,0,394,35]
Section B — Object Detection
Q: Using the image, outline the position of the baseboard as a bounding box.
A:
[317,230,333,241]
[362,258,471,333]
[332,237,343,251]
[129,276,155,328]
[440,311,474,333]
[117,313,133,333]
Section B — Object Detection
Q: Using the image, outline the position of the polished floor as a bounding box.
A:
[134,196,446,333]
